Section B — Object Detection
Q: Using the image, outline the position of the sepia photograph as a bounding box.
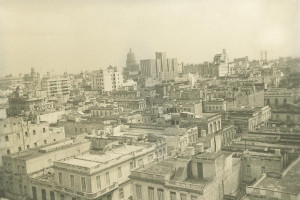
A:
[0,0,299,200]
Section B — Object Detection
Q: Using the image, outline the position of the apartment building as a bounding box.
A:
[91,66,123,92]
[27,141,167,200]
[0,117,65,166]
[227,106,271,132]
[1,139,91,200]
[41,76,71,97]
[130,150,242,200]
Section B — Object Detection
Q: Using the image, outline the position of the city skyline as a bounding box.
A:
[1,0,299,76]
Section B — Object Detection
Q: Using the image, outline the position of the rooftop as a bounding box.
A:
[256,158,300,194]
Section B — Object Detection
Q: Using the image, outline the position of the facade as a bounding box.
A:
[213,49,229,77]
[28,142,167,200]
[140,52,178,81]
[41,76,71,97]
[2,139,91,200]
[6,90,53,117]
[227,106,271,132]
[115,99,146,112]
[91,66,123,92]
[203,99,227,113]
[0,117,65,166]
[131,151,242,200]
[90,105,121,118]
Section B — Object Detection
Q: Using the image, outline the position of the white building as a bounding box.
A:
[92,66,123,92]
[41,76,70,97]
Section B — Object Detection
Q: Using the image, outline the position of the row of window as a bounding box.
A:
[6,140,48,155]
[136,185,198,200]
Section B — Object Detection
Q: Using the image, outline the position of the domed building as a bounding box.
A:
[123,48,140,81]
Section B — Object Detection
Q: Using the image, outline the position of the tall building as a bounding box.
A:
[140,52,178,81]
[123,48,140,81]
[213,49,229,77]
[91,66,123,92]
[41,76,71,97]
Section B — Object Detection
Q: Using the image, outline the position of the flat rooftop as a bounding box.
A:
[136,159,175,175]
[6,139,87,160]
[57,145,144,169]
[256,159,300,194]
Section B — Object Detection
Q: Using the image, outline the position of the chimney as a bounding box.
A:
[260,51,263,60]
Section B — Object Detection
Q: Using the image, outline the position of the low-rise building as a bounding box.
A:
[227,106,271,132]
[28,142,166,200]
[2,139,91,200]
[0,117,65,166]
[203,99,227,113]
[130,151,242,200]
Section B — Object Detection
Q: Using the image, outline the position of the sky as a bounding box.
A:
[0,0,299,76]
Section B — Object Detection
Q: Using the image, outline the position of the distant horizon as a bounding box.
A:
[1,0,299,76]
[1,53,298,77]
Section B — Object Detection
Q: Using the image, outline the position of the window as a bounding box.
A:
[119,188,124,199]
[81,177,86,191]
[96,175,101,189]
[157,188,164,200]
[170,191,176,200]
[60,194,65,200]
[42,189,46,200]
[32,187,37,200]
[136,184,142,199]
[50,191,55,200]
[59,173,63,184]
[106,172,110,185]
[43,128,46,133]
[24,186,27,195]
[19,184,22,194]
[148,187,154,200]
[180,193,187,200]
[44,140,47,144]
[246,165,251,175]
[191,195,197,200]
[70,175,74,187]
[18,147,22,152]
[33,130,36,135]
[17,133,20,139]
[34,143,37,147]
[118,166,122,179]
[5,136,8,141]
[25,132,28,137]
[130,162,134,170]
[27,145,30,149]
[7,150,10,155]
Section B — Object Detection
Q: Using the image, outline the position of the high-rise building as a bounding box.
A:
[41,76,70,97]
[213,49,229,77]
[91,66,123,92]
[123,48,140,81]
[140,52,178,81]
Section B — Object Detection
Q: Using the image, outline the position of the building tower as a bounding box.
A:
[124,48,139,81]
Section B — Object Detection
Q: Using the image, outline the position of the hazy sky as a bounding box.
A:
[0,0,299,76]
